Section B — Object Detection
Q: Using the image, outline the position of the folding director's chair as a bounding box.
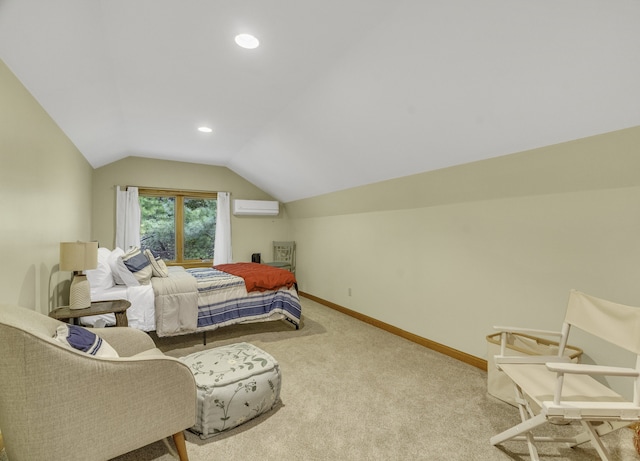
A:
[491,290,640,460]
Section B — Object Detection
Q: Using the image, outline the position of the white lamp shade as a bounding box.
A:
[60,242,98,272]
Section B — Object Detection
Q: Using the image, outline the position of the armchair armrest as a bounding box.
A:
[496,355,571,366]
[546,361,639,406]
[92,327,157,357]
[493,325,563,338]
[491,326,567,368]
[546,362,640,377]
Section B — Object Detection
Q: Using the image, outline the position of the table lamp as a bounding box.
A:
[60,241,98,309]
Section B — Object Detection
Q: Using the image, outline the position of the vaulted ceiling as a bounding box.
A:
[1,1,639,202]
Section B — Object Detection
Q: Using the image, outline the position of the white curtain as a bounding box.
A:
[213,192,232,265]
[115,186,141,251]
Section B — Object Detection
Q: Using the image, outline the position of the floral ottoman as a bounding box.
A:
[180,342,281,439]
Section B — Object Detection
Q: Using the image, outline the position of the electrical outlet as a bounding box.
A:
[348,288,352,296]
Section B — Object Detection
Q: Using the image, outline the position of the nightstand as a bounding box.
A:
[49,299,131,327]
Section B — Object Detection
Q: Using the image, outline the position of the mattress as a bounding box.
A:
[81,284,156,331]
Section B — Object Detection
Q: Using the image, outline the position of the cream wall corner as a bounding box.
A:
[0,59,93,313]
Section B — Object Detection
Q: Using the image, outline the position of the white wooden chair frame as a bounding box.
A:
[491,290,640,460]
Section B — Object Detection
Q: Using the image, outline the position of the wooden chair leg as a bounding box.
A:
[172,431,189,461]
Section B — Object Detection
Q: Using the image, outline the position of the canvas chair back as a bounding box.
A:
[565,289,640,355]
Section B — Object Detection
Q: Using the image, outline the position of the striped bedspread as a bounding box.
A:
[186,267,302,330]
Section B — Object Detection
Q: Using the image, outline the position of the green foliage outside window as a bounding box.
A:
[183,198,216,260]
[139,193,216,263]
[140,196,176,260]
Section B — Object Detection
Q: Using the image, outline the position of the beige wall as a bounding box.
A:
[0,59,93,313]
[288,127,640,396]
[92,156,290,263]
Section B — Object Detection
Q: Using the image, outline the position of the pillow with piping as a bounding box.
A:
[144,249,169,278]
[54,324,119,358]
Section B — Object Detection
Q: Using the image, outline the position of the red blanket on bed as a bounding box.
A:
[213,262,296,292]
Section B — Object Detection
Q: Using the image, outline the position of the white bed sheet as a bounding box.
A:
[81,284,156,331]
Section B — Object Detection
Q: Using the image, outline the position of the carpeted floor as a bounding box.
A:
[108,296,638,461]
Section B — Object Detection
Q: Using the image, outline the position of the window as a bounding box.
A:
[138,188,217,267]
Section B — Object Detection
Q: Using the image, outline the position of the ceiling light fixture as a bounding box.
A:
[198,126,213,133]
[235,33,259,49]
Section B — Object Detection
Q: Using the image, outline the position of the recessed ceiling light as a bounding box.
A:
[235,33,259,49]
[198,126,212,133]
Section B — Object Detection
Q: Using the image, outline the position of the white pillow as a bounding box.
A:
[86,247,115,292]
[54,324,119,358]
[108,247,126,285]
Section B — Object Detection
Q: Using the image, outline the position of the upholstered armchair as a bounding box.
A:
[0,304,196,461]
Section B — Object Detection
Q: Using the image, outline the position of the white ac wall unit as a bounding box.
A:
[232,199,279,216]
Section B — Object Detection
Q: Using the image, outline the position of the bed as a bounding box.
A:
[153,264,301,337]
[83,247,302,337]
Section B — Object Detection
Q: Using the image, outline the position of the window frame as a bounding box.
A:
[138,188,217,268]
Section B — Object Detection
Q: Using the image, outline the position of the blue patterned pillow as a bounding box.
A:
[54,324,119,358]
[118,247,153,286]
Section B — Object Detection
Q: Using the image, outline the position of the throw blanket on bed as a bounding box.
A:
[187,267,245,291]
[213,262,296,292]
[152,266,198,336]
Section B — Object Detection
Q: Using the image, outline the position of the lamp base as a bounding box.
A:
[69,274,91,309]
